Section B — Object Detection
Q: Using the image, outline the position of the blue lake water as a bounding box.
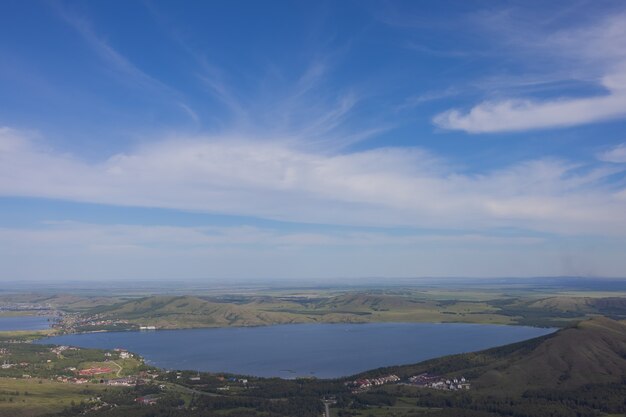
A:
[38,323,555,378]
[0,316,51,331]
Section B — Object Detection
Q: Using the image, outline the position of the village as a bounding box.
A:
[408,373,470,390]
[0,340,175,408]
[345,374,401,392]
[345,372,470,393]
[1,343,156,383]
[51,312,136,334]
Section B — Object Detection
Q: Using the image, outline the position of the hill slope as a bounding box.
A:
[477,316,626,391]
[89,296,314,328]
[366,316,626,393]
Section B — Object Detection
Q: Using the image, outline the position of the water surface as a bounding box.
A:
[0,316,51,331]
[39,323,554,378]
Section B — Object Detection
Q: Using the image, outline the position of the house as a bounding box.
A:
[135,395,159,405]
[107,377,136,386]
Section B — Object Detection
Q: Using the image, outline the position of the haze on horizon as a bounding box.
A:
[1,0,626,281]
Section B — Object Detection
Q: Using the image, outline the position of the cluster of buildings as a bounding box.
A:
[113,348,134,359]
[408,373,470,390]
[344,372,470,393]
[135,394,160,405]
[345,374,401,392]
[55,371,157,386]
[1,360,31,369]
[56,376,91,384]
[106,377,137,386]
[53,313,131,333]
[0,302,53,312]
[51,345,78,356]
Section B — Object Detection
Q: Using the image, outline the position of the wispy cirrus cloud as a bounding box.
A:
[599,143,626,163]
[434,10,626,133]
[52,3,200,123]
[398,87,459,110]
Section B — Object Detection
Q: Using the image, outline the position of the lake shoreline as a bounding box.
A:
[37,322,556,379]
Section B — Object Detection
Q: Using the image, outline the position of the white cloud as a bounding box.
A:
[2,127,626,237]
[434,11,626,133]
[433,92,626,133]
[599,143,626,163]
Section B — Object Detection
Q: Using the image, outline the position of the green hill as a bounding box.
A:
[74,292,626,331]
[314,292,429,311]
[525,296,626,316]
[89,295,313,328]
[477,316,626,391]
[364,316,626,394]
[0,293,120,312]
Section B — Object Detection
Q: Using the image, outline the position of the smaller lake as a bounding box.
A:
[39,323,555,378]
[0,316,51,331]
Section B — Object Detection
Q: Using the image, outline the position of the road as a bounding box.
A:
[110,361,123,377]
[322,399,335,417]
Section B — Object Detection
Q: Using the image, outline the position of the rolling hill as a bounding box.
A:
[81,293,513,329]
[88,295,314,328]
[69,292,626,330]
[364,316,626,393]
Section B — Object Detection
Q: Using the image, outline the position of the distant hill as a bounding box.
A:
[84,293,516,328]
[0,293,120,311]
[88,295,315,328]
[525,296,626,317]
[313,292,429,311]
[363,316,626,393]
[74,292,626,330]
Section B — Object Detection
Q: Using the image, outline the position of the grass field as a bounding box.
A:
[0,311,42,318]
[0,330,54,342]
[0,378,114,417]
[333,396,439,416]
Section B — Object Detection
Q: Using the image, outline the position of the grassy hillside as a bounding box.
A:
[360,316,626,394]
[89,295,315,328]
[73,292,626,330]
[81,293,518,329]
[0,378,114,417]
[0,294,120,312]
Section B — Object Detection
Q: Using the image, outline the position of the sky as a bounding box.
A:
[1,0,626,281]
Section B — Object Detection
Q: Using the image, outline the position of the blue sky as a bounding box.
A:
[1,0,626,281]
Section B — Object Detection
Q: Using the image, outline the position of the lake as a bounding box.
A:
[38,323,555,378]
[0,315,51,331]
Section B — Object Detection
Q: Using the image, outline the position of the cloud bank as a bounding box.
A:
[2,127,626,237]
